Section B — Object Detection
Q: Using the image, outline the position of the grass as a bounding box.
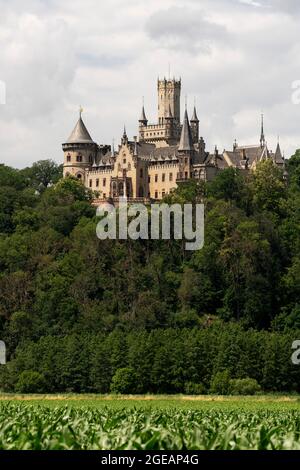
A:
[0,395,299,450]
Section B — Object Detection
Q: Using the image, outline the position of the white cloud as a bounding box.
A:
[0,0,299,168]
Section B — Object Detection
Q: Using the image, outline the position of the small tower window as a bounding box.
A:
[103,178,106,187]
[169,173,173,181]
[76,154,82,163]
[96,179,99,187]
[89,179,92,188]
[155,174,158,183]
[67,154,71,162]
[162,173,165,182]
[128,163,131,171]
[155,191,158,199]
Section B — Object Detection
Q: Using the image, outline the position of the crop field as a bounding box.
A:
[0,395,299,450]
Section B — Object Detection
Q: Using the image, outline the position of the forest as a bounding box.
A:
[0,154,300,393]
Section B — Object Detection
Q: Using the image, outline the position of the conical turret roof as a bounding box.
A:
[191,106,199,122]
[139,106,147,123]
[66,115,94,144]
[178,109,193,151]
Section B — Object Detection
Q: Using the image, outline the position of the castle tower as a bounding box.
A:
[190,106,199,143]
[62,110,98,181]
[157,78,181,125]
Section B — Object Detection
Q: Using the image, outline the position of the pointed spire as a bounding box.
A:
[274,141,283,163]
[122,125,128,145]
[139,102,148,124]
[260,113,265,147]
[191,105,199,122]
[66,111,94,144]
[178,109,193,152]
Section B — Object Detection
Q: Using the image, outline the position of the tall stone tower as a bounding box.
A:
[157,78,181,125]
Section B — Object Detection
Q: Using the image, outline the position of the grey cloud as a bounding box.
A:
[145,6,229,53]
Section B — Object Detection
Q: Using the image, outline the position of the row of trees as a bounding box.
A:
[1,324,299,394]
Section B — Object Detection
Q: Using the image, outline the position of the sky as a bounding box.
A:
[1,0,300,168]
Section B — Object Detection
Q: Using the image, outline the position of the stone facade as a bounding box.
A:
[62,78,286,202]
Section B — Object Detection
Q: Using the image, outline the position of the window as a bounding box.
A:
[148,176,151,183]
[169,173,173,181]
[89,179,92,188]
[162,173,165,182]
[96,179,99,187]
[162,190,165,198]
[76,173,82,179]
[67,154,71,162]
[185,171,188,180]
[140,168,143,178]
[128,163,131,171]
[155,174,158,183]
[123,158,126,164]
[103,178,106,187]
[76,154,82,163]
[155,191,158,199]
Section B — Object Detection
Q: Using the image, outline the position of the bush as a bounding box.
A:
[210,370,231,395]
[229,378,261,396]
[16,370,46,393]
[110,367,136,394]
[184,382,206,395]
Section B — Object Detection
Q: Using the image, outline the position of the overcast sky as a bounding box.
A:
[1,0,300,168]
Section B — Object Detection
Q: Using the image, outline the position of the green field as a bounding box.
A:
[0,395,299,450]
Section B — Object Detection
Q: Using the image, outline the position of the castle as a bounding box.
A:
[62,78,286,202]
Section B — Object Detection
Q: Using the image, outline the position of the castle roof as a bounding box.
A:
[66,115,95,144]
[178,109,193,151]
[274,142,284,165]
[191,106,199,122]
[139,106,148,123]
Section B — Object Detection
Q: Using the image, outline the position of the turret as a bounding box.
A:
[190,106,199,143]
[62,109,97,181]
[177,109,193,180]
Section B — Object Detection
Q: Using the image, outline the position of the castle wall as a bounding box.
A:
[148,162,179,199]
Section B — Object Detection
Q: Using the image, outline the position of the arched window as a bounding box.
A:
[128,163,131,171]
[76,173,82,180]
[76,154,82,163]
[67,154,71,162]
